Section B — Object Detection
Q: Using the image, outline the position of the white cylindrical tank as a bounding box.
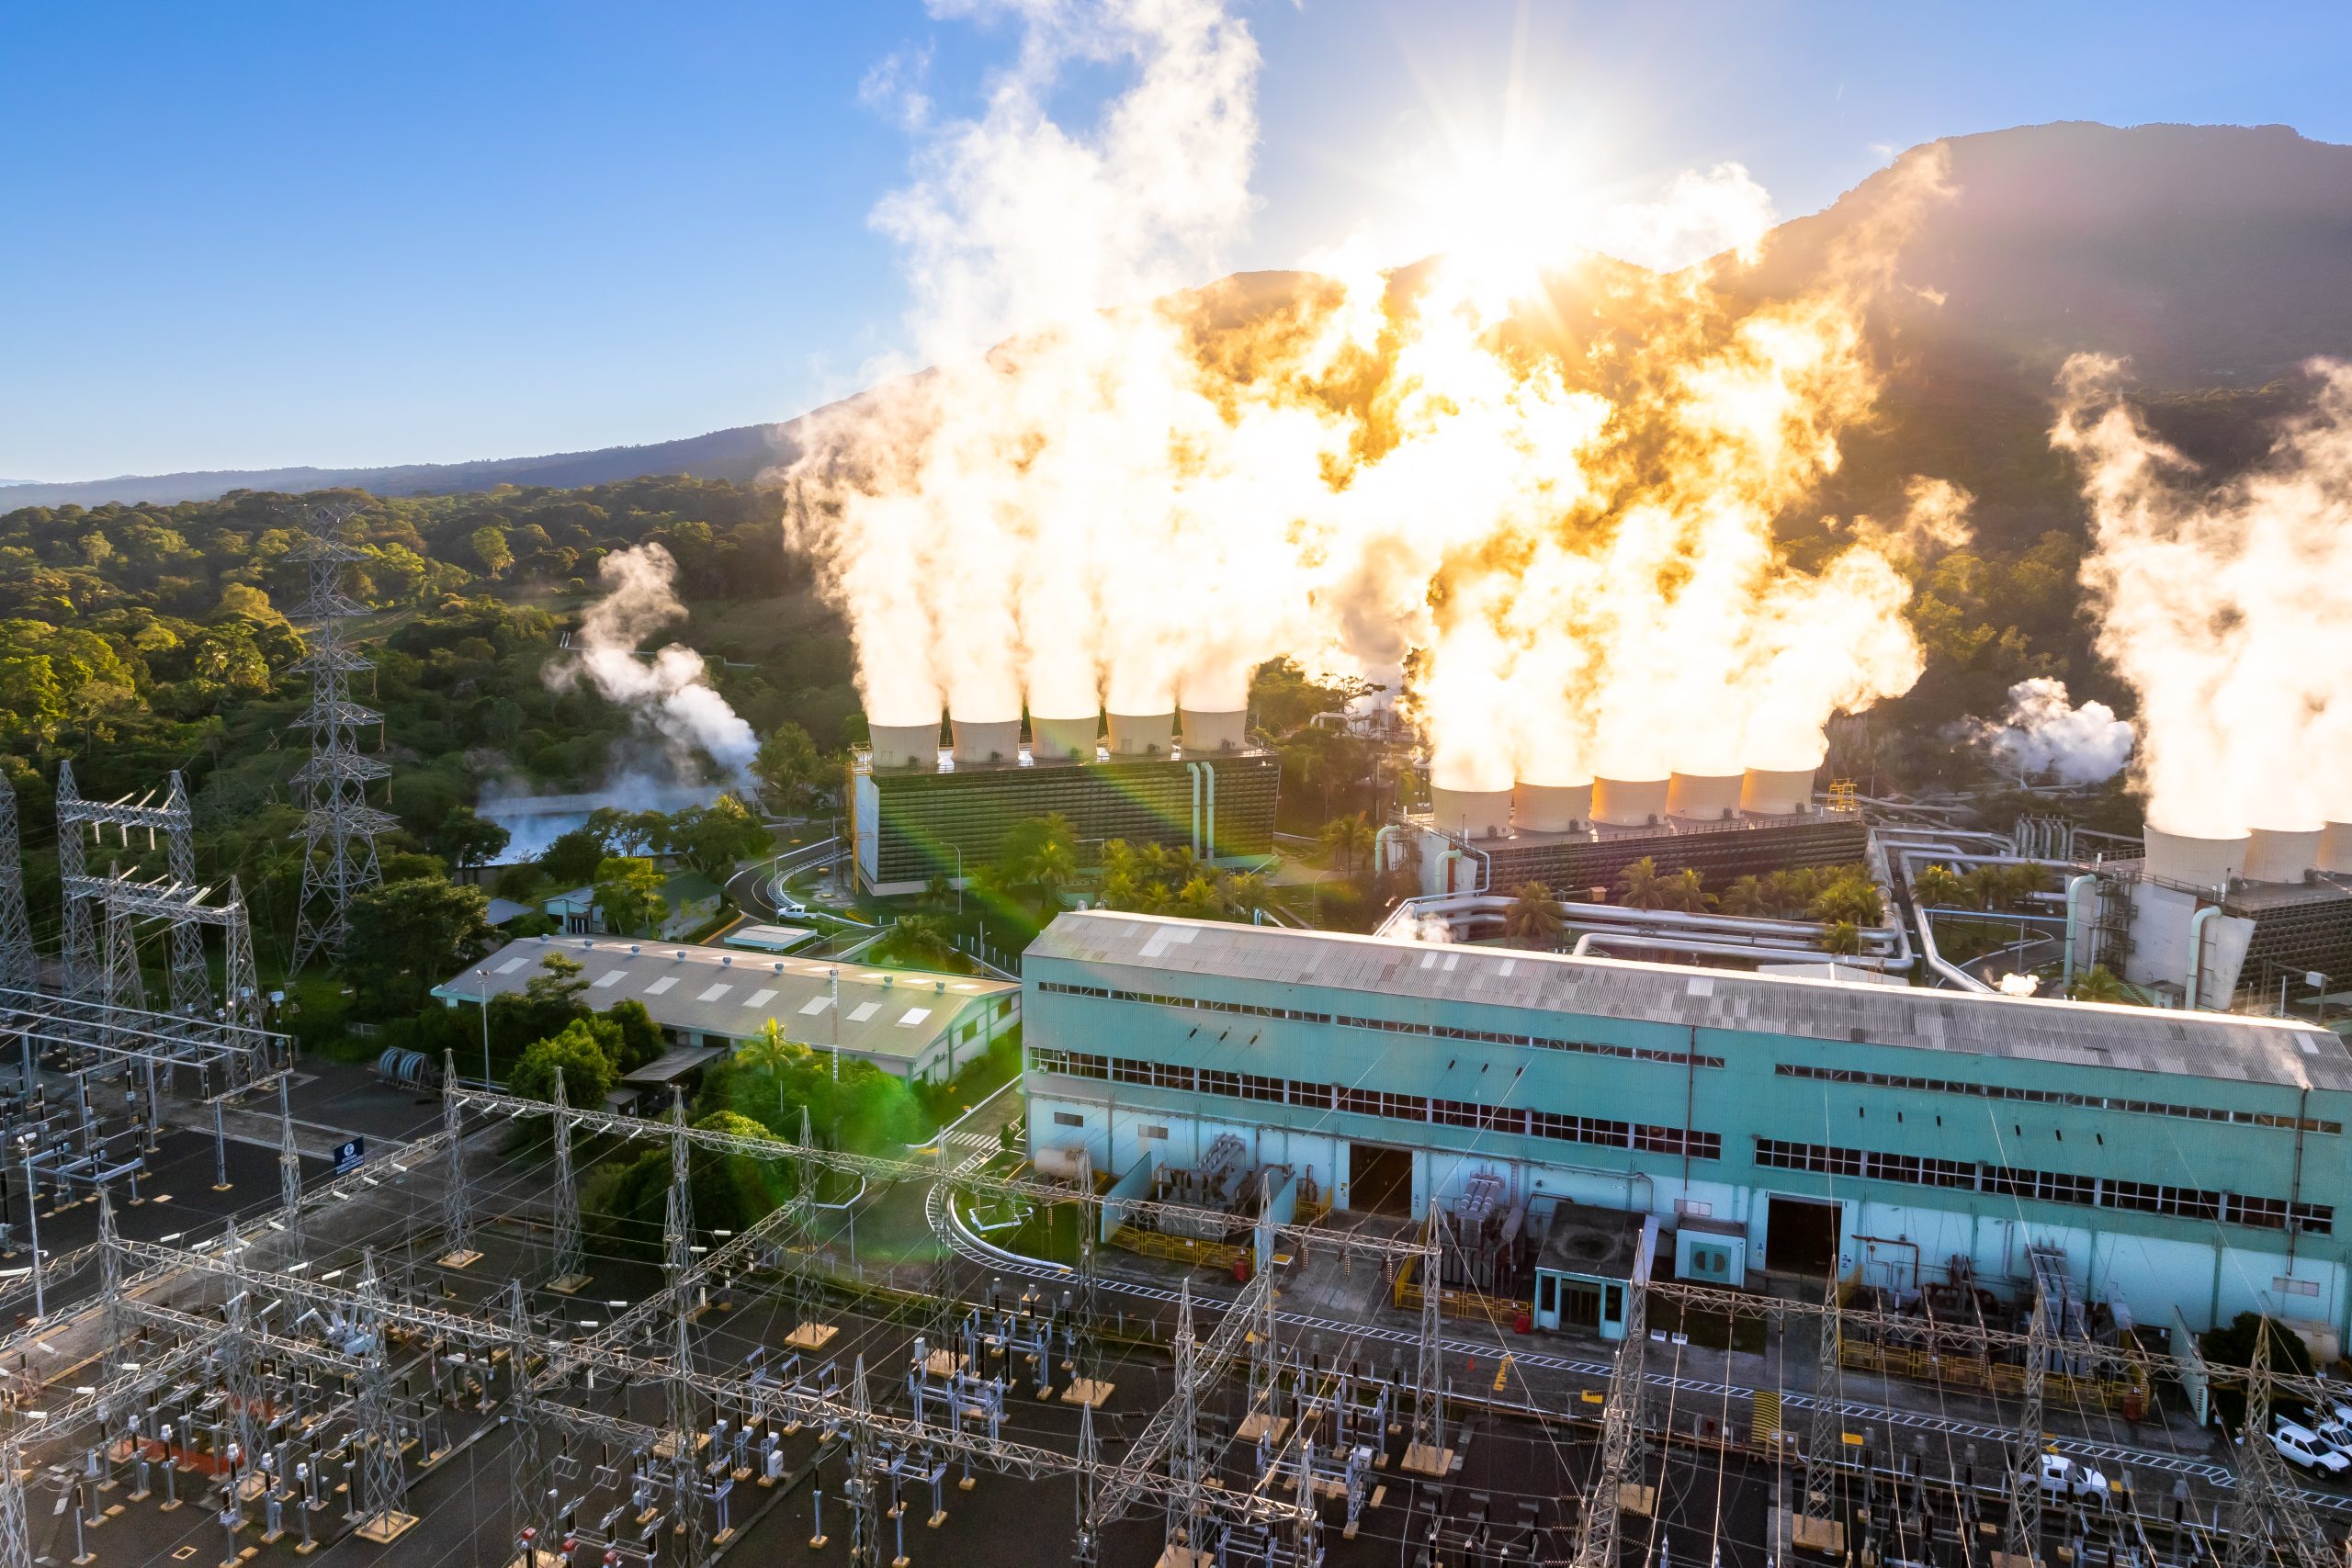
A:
[1030,714,1100,764]
[2143,826,2249,889]
[1592,776,1669,828]
[2244,827,2323,885]
[867,722,942,772]
[1430,786,1512,841]
[950,717,1023,765]
[1667,773,1744,822]
[2320,822,2352,874]
[1180,708,1249,754]
[1512,781,1593,834]
[1738,767,1817,817]
[1107,711,1175,757]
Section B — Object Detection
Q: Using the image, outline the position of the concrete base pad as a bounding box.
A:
[1772,1506,1846,1557]
[356,1512,420,1544]
[438,1250,481,1269]
[548,1274,593,1296]
[1400,1444,1453,1477]
[1060,1378,1115,1409]
[786,1323,838,1351]
[1237,1413,1290,1443]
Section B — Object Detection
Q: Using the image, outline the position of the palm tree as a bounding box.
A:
[922,873,954,910]
[2002,863,2053,908]
[1028,840,1078,911]
[1177,874,1226,918]
[1226,873,1272,920]
[1824,919,1864,956]
[1962,864,2010,912]
[1717,875,1770,919]
[1616,856,1666,910]
[1913,863,1967,910]
[1319,812,1376,881]
[1658,868,1711,913]
[2070,964,2132,1004]
[1502,882,1565,949]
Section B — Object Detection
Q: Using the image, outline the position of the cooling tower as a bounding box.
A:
[1180,707,1248,753]
[2244,827,2323,885]
[2321,823,2352,874]
[2143,825,2249,889]
[1030,714,1100,764]
[867,721,943,772]
[1107,711,1175,757]
[950,717,1023,765]
[1430,785,1512,840]
[1666,773,1743,822]
[1512,781,1592,834]
[1738,767,1817,818]
[1592,776,1669,828]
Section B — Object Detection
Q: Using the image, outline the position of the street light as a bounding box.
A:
[475,969,493,1087]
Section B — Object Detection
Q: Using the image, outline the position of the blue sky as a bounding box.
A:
[5,1,2347,482]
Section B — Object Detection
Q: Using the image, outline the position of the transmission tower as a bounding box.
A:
[0,773,34,991]
[285,502,395,973]
[548,1067,588,1292]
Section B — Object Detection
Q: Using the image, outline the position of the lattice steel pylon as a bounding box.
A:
[662,1092,708,1568]
[351,1250,412,1539]
[0,1437,28,1568]
[1408,1208,1448,1467]
[1163,1280,1208,1566]
[0,773,34,992]
[285,502,396,974]
[503,1278,549,1563]
[1573,1274,1648,1568]
[1800,1275,1846,1531]
[439,1053,478,1265]
[548,1067,586,1290]
[2005,1282,2050,1567]
[55,760,200,1003]
[277,1075,304,1256]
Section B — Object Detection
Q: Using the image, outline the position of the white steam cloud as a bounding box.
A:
[1967,677,2133,786]
[548,543,758,783]
[2053,355,2352,837]
[786,1,1964,789]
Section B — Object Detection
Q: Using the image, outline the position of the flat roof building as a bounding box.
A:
[1021,910,2352,1339]
[436,934,1020,1085]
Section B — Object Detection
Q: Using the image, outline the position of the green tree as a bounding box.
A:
[2069,964,2132,1004]
[753,721,830,815]
[594,855,668,936]
[604,998,664,1073]
[1809,874,1883,926]
[873,914,960,971]
[1000,813,1079,910]
[344,874,496,1014]
[673,794,770,880]
[1823,920,1865,956]
[1503,882,1564,948]
[433,805,512,879]
[469,526,514,577]
[1657,867,1711,913]
[509,1017,619,1106]
[1913,863,1969,909]
[1318,811,1376,881]
[539,827,607,890]
[1615,856,1666,911]
[1717,875,1770,919]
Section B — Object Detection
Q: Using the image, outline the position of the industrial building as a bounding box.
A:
[849,709,1278,897]
[1404,762,1869,899]
[2109,824,2352,1010]
[435,933,1019,1084]
[1022,909,2352,1343]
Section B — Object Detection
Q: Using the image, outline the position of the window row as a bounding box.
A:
[1027,1046,1720,1160]
[1753,1137,2332,1235]
[1774,1063,2339,1134]
[1035,981,1720,1067]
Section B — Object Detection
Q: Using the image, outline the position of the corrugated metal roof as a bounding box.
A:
[1027,911,2352,1092]
[437,936,1017,1066]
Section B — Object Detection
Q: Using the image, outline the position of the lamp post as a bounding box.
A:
[476,969,493,1087]
[19,1134,41,1323]
[829,968,840,1082]
[955,846,965,917]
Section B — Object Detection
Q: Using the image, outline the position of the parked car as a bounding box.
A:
[2271,1418,2352,1476]
[2309,1414,2352,1459]
[2037,1452,2110,1502]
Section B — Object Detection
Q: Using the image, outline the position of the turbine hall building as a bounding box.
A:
[1020,909,2352,1343]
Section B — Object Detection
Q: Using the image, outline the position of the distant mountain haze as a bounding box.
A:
[9,119,2348,513]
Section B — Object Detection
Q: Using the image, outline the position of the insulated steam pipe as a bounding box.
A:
[2186,905,2221,1011]
[2062,874,2098,993]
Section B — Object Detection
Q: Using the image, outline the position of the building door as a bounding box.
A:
[1534,1274,1561,1332]
[1347,1143,1415,1216]
[1767,1195,1841,1280]
[1565,1280,1603,1332]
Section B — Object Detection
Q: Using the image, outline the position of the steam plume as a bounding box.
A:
[1967,677,2133,786]
[2053,356,2352,835]
[548,543,758,782]
[786,2,1965,790]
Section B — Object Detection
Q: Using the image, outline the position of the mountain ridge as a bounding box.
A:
[10,118,2348,513]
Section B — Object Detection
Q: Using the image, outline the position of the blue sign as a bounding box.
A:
[332,1138,366,1176]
